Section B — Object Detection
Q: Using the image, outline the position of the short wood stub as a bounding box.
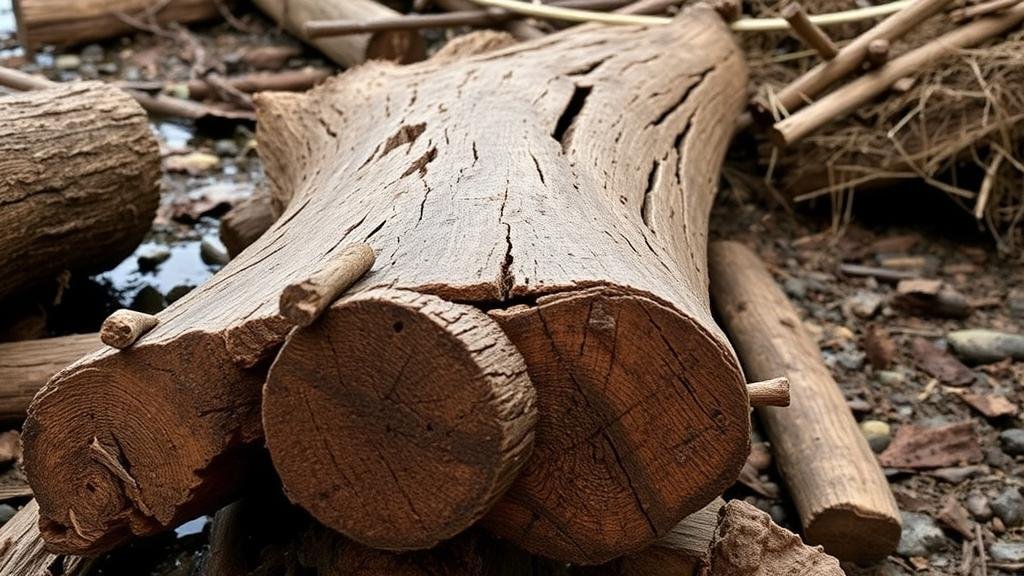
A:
[279,243,376,326]
[746,377,790,407]
[263,288,537,550]
[100,310,159,349]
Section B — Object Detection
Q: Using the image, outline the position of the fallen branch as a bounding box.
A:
[782,3,839,60]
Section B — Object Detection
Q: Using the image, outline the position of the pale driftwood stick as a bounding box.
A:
[760,0,954,120]
[710,241,901,563]
[100,310,160,349]
[952,0,1022,21]
[867,38,890,65]
[782,3,838,60]
[747,377,791,407]
[0,500,90,575]
[0,334,98,424]
[617,0,682,13]
[771,3,1024,145]
[279,243,375,326]
[306,0,632,37]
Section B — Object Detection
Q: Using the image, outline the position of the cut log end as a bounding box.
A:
[485,287,750,564]
[263,288,537,551]
[99,310,159,349]
[746,377,790,407]
[804,507,903,564]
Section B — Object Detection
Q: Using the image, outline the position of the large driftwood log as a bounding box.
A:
[251,0,425,67]
[13,0,220,50]
[0,82,160,302]
[709,241,902,563]
[0,500,90,575]
[24,8,749,563]
[0,334,98,424]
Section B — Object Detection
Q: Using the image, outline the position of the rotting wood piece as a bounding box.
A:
[709,241,901,563]
[0,334,98,425]
[24,8,749,562]
[0,82,159,302]
[13,0,220,50]
[219,191,276,258]
[265,288,537,550]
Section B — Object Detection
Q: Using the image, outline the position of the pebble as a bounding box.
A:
[214,139,239,157]
[165,284,194,304]
[54,54,81,70]
[897,511,948,557]
[137,246,171,271]
[947,329,1024,364]
[966,493,992,521]
[991,487,1024,527]
[131,285,166,315]
[847,290,884,319]
[876,370,905,386]
[97,62,118,74]
[985,447,1013,469]
[1001,429,1024,456]
[165,151,221,175]
[783,277,807,299]
[834,348,866,370]
[989,541,1024,563]
[860,420,892,453]
[0,504,15,525]
[200,237,230,267]
[80,44,104,62]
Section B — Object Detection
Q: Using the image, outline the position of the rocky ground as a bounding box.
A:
[1,2,1022,574]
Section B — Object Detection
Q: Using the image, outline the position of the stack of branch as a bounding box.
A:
[741,0,1024,247]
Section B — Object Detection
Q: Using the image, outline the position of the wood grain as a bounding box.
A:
[0,334,97,424]
[0,500,90,575]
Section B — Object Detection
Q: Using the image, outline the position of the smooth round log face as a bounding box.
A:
[263,289,537,550]
[485,287,750,564]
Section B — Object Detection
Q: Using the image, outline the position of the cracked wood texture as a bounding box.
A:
[264,288,537,550]
[0,82,159,302]
[23,8,748,561]
[0,500,89,576]
[709,241,901,563]
[0,333,98,424]
[13,0,219,50]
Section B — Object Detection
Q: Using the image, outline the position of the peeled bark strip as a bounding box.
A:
[709,241,901,563]
[0,82,160,302]
[265,288,537,550]
[25,9,748,562]
[0,334,97,424]
[0,500,90,575]
[251,0,425,67]
[14,0,220,50]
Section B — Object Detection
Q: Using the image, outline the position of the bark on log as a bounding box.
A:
[0,82,160,302]
[709,241,902,563]
[24,9,749,563]
[13,0,220,51]
[251,0,425,68]
[0,500,90,575]
[219,190,275,258]
[0,334,98,425]
[265,289,537,550]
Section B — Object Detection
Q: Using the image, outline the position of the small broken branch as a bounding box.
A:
[951,0,1022,21]
[747,377,791,407]
[279,243,375,326]
[782,3,839,60]
[867,38,890,66]
[100,310,160,349]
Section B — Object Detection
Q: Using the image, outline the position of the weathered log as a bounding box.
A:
[0,334,98,424]
[13,0,220,51]
[265,289,537,550]
[0,82,160,302]
[24,9,749,562]
[0,500,90,575]
[251,0,425,67]
[219,191,276,258]
[709,241,901,563]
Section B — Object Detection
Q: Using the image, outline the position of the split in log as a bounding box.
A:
[0,500,90,575]
[13,0,220,50]
[278,243,376,326]
[706,500,844,575]
[100,310,159,349]
[709,241,901,563]
[0,334,98,425]
[24,8,749,562]
[251,0,425,68]
[219,191,276,258]
[0,82,159,302]
[264,289,537,549]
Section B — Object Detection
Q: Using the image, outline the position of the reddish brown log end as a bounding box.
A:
[263,288,536,550]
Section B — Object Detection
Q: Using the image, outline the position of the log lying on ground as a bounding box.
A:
[0,82,160,302]
[0,500,90,575]
[219,191,276,258]
[0,334,98,425]
[709,241,901,563]
[251,0,425,67]
[24,8,749,562]
[13,0,220,51]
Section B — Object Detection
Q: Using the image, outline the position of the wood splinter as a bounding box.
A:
[100,310,159,349]
[747,377,791,407]
[279,243,376,327]
[782,3,839,60]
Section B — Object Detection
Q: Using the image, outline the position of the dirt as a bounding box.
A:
[0,2,1022,575]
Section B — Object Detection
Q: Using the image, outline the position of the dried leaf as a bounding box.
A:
[912,338,975,386]
[952,390,1019,419]
[878,422,982,469]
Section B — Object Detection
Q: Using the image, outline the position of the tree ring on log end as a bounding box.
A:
[263,288,537,551]
[483,286,750,565]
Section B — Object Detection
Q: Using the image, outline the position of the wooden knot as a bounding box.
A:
[100,310,159,349]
